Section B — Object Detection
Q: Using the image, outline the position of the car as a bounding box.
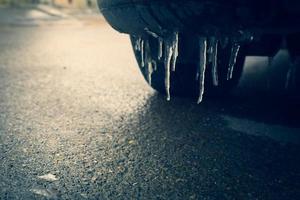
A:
[97,0,300,103]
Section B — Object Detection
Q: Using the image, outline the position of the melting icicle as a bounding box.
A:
[152,60,157,71]
[144,39,153,85]
[158,38,163,60]
[171,32,179,72]
[164,35,174,101]
[162,32,179,101]
[197,37,207,104]
[134,36,142,51]
[133,36,145,67]
[227,43,240,80]
[209,37,219,86]
[140,39,145,67]
[207,41,214,63]
[147,62,153,86]
[144,28,164,61]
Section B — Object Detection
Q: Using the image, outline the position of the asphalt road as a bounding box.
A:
[0,6,300,200]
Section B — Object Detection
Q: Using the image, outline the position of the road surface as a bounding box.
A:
[0,5,299,200]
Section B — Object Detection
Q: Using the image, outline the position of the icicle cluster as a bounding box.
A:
[197,37,242,103]
[133,35,158,86]
[133,33,243,104]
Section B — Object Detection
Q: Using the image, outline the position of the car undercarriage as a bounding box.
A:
[98,0,300,102]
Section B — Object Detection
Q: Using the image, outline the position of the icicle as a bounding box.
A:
[209,37,219,86]
[158,38,163,60]
[161,32,179,101]
[144,28,164,61]
[164,36,174,101]
[134,36,142,51]
[207,41,214,63]
[197,37,207,104]
[227,43,240,80]
[144,39,153,85]
[152,60,157,71]
[171,32,179,72]
[140,39,145,67]
[147,61,153,86]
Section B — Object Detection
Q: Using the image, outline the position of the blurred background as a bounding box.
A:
[0,0,98,9]
[0,0,101,26]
